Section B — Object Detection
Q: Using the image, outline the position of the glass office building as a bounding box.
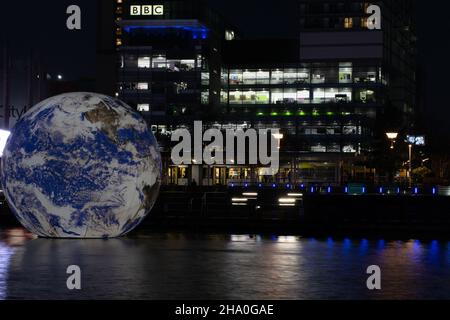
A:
[97,0,416,186]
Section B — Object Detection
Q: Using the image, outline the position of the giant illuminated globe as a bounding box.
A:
[1,93,162,238]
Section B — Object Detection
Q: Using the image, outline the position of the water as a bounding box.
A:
[0,228,449,300]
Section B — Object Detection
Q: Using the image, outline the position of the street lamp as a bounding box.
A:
[272,133,284,150]
[386,132,398,150]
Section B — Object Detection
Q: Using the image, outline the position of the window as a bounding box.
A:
[180,60,195,71]
[221,70,229,85]
[221,91,228,104]
[284,69,297,84]
[229,90,242,104]
[312,70,325,84]
[357,89,375,103]
[271,70,283,85]
[137,104,150,112]
[339,64,353,83]
[256,70,270,84]
[343,145,357,153]
[297,89,310,103]
[201,91,209,105]
[313,88,325,103]
[256,90,270,104]
[230,70,243,85]
[361,17,368,28]
[137,82,149,90]
[152,55,166,69]
[311,144,327,153]
[138,56,150,68]
[202,72,210,85]
[298,69,310,84]
[243,70,257,85]
[344,17,353,29]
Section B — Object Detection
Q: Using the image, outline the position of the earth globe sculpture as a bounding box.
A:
[1,92,162,238]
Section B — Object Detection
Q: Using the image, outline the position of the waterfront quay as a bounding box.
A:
[1,184,450,236]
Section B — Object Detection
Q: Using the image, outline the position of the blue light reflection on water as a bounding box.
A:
[0,229,449,300]
[0,243,14,300]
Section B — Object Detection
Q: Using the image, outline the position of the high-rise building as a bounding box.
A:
[97,0,417,186]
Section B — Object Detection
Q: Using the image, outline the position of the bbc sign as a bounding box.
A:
[130,5,164,16]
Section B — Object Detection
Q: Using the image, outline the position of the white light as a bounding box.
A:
[231,198,248,202]
[279,204,295,207]
[272,133,284,140]
[57,75,63,80]
[287,193,303,197]
[0,130,11,157]
[386,132,398,140]
[279,198,296,204]
[242,193,258,197]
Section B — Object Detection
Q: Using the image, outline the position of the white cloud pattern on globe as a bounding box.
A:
[1,93,162,238]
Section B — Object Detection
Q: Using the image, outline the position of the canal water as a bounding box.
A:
[0,228,449,300]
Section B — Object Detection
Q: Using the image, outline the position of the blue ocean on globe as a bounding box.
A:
[1,92,162,238]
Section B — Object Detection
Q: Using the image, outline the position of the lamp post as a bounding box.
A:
[385,132,398,184]
[386,132,398,150]
[408,144,413,189]
[272,133,284,184]
[273,133,284,150]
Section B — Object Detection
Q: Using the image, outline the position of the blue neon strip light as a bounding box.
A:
[124,25,209,39]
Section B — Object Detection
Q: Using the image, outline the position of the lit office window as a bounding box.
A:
[220,91,228,104]
[359,89,375,103]
[297,89,310,103]
[138,57,151,68]
[152,55,167,69]
[242,91,256,104]
[243,70,257,85]
[229,70,243,85]
[298,69,310,84]
[180,60,195,71]
[284,69,298,84]
[137,82,149,90]
[271,89,283,104]
[343,126,359,135]
[344,17,353,29]
[229,90,242,104]
[343,145,357,153]
[338,88,352,102]
[201,91,209,105]
[256,70,270,84]
[202,72,210,85]
[361,17,368,28]
[311,144,327,153]
[221,70,229,85]
[339,63,353,83]
[313,88,325,103]
[271,69,283,85]
[311,70,325,84]
[255,90,270,104]
[137,104,150,112]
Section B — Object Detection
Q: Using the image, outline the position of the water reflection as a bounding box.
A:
[0,229,448,300]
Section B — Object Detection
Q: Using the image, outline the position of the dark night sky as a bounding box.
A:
[1,0,449,147]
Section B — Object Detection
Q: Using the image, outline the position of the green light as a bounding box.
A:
[271,112,278,116]
[326,112,334,116]
[298,111,306,116]
[257,112,265,116]
[312,111,320,117]
[285,111,292,116]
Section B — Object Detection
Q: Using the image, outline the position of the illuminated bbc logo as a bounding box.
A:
[130,5,164,16]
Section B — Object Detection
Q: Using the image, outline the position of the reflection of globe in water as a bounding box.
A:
[1,93,162,238]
